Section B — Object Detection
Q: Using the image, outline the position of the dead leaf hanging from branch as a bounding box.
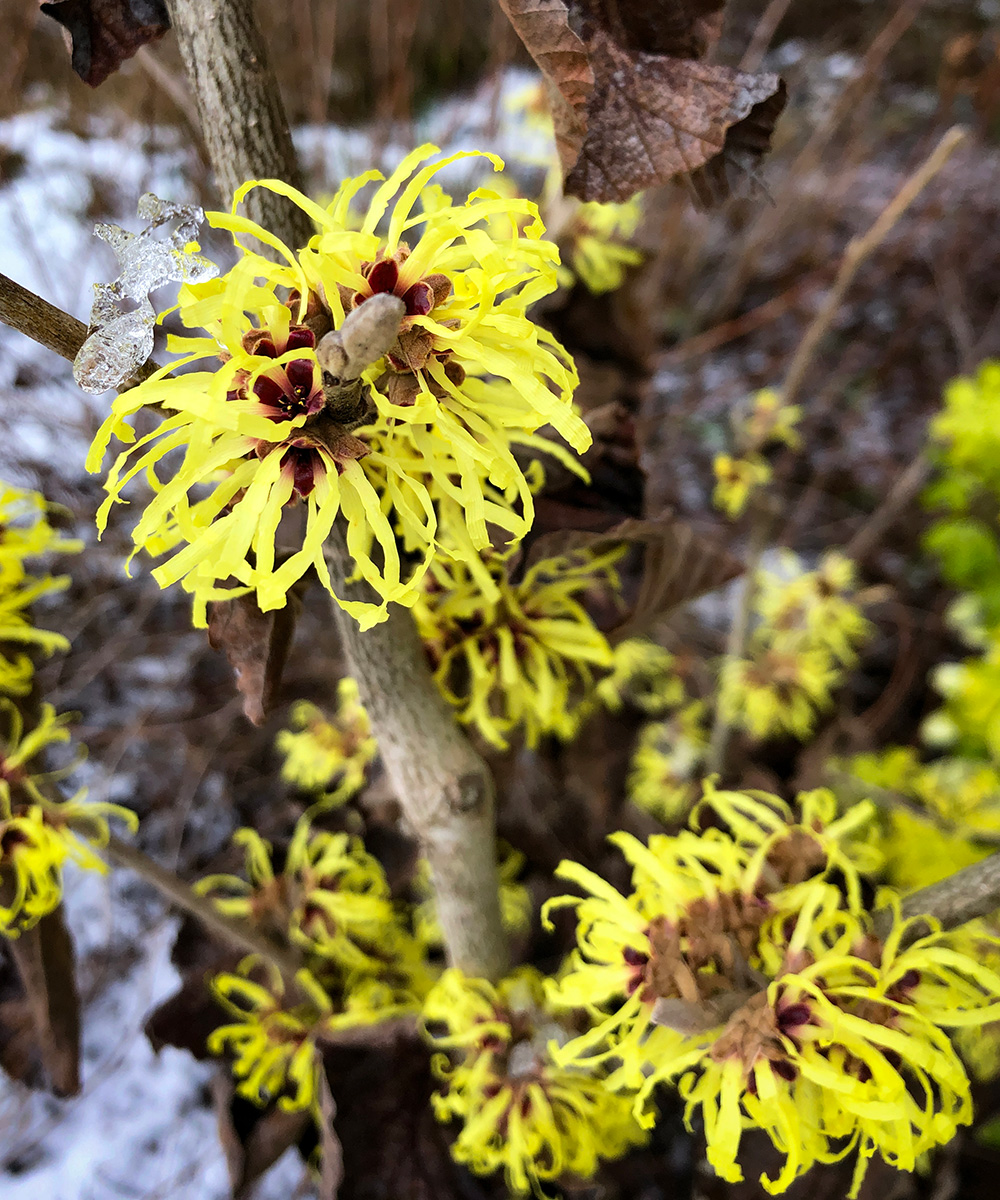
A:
[495,0,787,203]
[207,585,304,726]
[39,0,170,88]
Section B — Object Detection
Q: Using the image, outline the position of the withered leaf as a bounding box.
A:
[207,587,303,726]
[498,0,786,202]
[528,515,742,640]
[213,1074,311,1200]
[495,0,593,170]
[317,1071,344,1200]
[39,0,170,88]
[565,28,785,203]
[5,908,81,1096]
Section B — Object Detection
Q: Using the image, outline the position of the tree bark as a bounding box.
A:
[164,0,314,251]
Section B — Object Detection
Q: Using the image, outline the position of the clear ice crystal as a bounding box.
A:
[73,194,219,394]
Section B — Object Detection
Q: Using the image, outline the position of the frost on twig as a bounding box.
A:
[73,193,218,394]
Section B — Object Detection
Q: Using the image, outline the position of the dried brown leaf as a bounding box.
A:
[213,1074,311,1200]
[39,0,170,88]
[496,0,594,171]
[498,0,785,202]
[5,908,80,1095]
[207,588,303,725]
[565,28,785,202]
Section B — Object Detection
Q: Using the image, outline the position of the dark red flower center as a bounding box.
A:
[358,257,435,318]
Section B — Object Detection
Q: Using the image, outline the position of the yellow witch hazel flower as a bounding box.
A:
[210,953,420,1115]
[276,678,376,804]
[556,198,643,295]
[543,783,878,1069]
[209,959,333,1114]
[414,543,624,749]
[756,550,873,668]
[717,643,838,741]
[422,967,646,1194]
[0,480,82,697]
[713,389,801,520]
[717,551,874,743]
[87,145,589,629]
[628,702,709,825]
[594,636,686,715]
[546,790,1000,1196]
[0,481,81,589]
[0,701,137,935]
[196,819,401,969]
[712,453,771,519]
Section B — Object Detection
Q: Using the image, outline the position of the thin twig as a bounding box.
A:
[710,0,932,320]
[97,832,305,978]
[781,126,967,410]
[739,0,794,73]
[844,452,932,564]
[0,272,89,364]
[874,852,1000,942]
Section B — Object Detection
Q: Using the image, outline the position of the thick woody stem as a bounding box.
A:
[164,0,508,978]
[163,0,313,249]
[325,544,509,980]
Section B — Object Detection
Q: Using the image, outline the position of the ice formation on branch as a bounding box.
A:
[74,193,218,394]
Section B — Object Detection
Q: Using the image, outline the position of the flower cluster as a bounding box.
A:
[556,198,643,295]
[87,146,590,629]
[0,701,137,935]
[422,967,646,1193]
[276,678,376,804]
[0,481,81,695]
[628,702,709,825]
[413,544,624,748]
[713,388,801,519]
[718,551,873,741]
[200,817,431,1112]
[543,784,1000,1195]
[594,636,686,715]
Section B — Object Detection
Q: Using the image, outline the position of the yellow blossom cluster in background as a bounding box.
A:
[0,482,136,937]
[413,543,624,748]
[200,816,433,1114]
[718,551,874,741]
[0,482,80,695]
[276,678,376,805]
[422,966,647,1193]
[713,388,801,519]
